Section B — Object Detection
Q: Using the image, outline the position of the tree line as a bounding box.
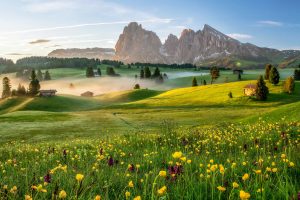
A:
[138,67,165,83]
[1,57,101,73]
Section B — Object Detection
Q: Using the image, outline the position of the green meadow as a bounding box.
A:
[0,66,299,199]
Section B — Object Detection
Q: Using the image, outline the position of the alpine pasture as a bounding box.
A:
[0,66,299,200]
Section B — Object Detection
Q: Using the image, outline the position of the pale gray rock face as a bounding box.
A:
[114,22,284,65]
[48,48,115,60]
[114,22,165,63]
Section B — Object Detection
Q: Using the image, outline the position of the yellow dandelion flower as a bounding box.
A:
[172,151,182,159]
[272,168,278,173]
[242,173,249,181]
[239,190,250,200]
[125,191,131,198]
[159,170,167,177]
[232,182,239,188]
[76,174,84,182]
[59,190,67,199]
[133,196,141,200]
[128,180,134,188]
[94,195,101,200]
[157,186,167,196]
[217,186,226,192]
[25,195,32,200]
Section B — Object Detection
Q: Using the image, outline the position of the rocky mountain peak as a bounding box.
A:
[114,22,165,63]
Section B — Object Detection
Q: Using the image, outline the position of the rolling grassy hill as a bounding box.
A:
[0,79,299,144]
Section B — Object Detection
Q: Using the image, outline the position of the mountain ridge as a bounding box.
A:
[48,22,300,68]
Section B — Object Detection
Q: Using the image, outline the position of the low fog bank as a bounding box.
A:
[0,74,170,96]
[167,72,208,79]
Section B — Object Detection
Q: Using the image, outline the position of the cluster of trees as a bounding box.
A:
[86,67,102,78]
[1,70,41,99]
[16,69,51,81]
[191,66,220,87]
[139,67,165,83]
[264,64,280,85]
[191,77,207,87]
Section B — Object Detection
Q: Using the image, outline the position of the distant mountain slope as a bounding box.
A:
[48,48,115,60]
[114,22,300,68]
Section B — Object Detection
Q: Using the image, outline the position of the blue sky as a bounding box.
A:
[0,0,300,61]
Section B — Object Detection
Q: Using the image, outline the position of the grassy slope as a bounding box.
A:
[128,81,300,108]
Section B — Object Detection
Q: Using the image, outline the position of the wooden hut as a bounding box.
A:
[81,91,94,97]
[244,84,256,96]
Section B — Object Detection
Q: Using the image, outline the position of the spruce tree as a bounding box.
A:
[256,75,269,101]
[86,67,95,77]
[269,66,280,85]
[28,70,40,96]
[37,69,43,81]
[152,67,161,78]
[210,66,220,84]
[264,64,273,80]
[144,67,152,78]
[97,68,102,76]
[192,77,198,87]
[140,69,145,79]
[44,70,51,80]
[203,80,207,85]
[283,76,295,94]
[2,77,11,99]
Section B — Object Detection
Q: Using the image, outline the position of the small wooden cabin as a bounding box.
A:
[39,90,57,97]
[244,84,256,96]
[81,91,94,97]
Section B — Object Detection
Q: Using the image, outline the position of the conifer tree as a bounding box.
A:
[269,66,280,85]
[37,69,43,81]
[97,68,102,76]
[144,67,152,78]
[140,69,145,79]
[210,66,220,84]
[152,67,161,78]
[2,77,11,99]
[28,70,40,96]
[203,80,207,85]
[264,64,272,80]
[86,67,95,77]
[44,70,51,80]
[256,75,269,101]
[192,77,198,87]
[283,76,295,94]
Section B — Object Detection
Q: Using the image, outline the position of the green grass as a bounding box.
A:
[0,68,299,199]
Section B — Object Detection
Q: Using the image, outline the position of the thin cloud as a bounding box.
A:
[257,20,283,27]
[5,53,32,56]
[29,39,51,44]
[1,19,174,35]
[227,33,253,40]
